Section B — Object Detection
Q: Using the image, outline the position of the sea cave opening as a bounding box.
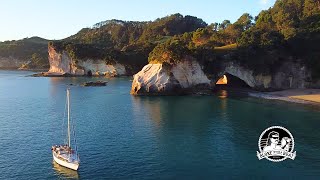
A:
[214,73,252,98]
[215,73,251,88]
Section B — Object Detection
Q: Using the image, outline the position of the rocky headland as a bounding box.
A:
[131,57,211,95]
[44,44,127,77]
[130,56,317,95]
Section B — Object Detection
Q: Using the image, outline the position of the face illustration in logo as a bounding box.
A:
[257,126,296,162]
[263,131,281,152]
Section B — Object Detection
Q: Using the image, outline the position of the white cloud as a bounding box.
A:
[260,0,268,5]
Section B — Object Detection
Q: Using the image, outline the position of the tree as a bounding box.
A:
[192,28,211,46]
[303,0,320,17]
[255,10,276,30]
[237,27,284,48]
[234,13,253,31]
[271,0,303,39]
[208,23,219,32]
[219,20,231,30]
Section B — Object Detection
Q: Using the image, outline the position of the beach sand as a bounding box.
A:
[249,89,320,105]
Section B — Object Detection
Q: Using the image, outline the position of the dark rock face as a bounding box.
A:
[213,61,313,91]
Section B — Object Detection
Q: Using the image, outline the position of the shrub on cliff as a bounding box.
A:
[148,31,216,65]
[237,28,284,49]
[148,38,190,64]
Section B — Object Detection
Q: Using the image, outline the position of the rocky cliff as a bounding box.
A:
[131,58,314,95]
[0,57,27,69]
[217,61,310,90]
[131,58,211,95]
[47,45,126,76]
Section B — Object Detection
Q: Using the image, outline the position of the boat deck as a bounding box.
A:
[52,145,79,164]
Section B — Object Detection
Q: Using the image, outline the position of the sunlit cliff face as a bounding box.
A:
[216,75,228,85]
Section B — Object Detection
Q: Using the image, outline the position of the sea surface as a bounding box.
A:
[0,70,320,179]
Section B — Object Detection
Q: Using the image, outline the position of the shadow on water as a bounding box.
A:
[52,161,79,179]
[130,85,320,176]
[130,95,239,177]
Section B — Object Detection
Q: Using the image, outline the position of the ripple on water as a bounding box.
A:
[1,71,320,179]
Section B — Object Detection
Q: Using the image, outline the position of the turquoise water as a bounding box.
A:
[0,70,320,179]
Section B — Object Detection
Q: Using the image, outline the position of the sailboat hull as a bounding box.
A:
[52,151,79,171]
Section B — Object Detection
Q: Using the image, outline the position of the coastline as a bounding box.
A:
[249,89,320,105]
[30,71,132,77]
[0,68,49,72]
[2,68,320,106]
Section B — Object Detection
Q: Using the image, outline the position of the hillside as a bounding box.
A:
[48,13,208,74]
[130,0,320,95]
[1,0,319,77]
[147,0,320,78]
[0,37,49,69]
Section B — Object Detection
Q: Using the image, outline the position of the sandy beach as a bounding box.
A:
[249,89,320,105]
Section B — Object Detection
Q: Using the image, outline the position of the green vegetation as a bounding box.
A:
[66,13,206,50]
[1,1,319,77]
[149,0,320,77]
[236,0,320,76]
[49,13,207,72]
[0,37,49,69]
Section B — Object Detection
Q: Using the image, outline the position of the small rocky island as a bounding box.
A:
[81,81,107,87]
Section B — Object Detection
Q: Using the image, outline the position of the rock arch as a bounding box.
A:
[213,62,256,88]
[216,73,252,88]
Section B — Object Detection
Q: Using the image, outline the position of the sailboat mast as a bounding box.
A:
[67,88,71,147]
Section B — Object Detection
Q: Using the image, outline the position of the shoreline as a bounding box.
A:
[0,68,49,72]
[30,71,132,77]
[249,89,320,105]
[2,67,320,106]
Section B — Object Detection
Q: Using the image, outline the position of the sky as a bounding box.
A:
[0,0,276,42]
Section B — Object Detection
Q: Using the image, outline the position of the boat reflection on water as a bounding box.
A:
[52,161,79,179]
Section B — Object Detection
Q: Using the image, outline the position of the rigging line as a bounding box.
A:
[69,92,77,149]
[68,88,79,161]
[70,99,79,161]
[62,93,68,145]
[73,126,78,158]
[71,109,78,152]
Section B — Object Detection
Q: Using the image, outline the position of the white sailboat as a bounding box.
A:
[52,88,80,171]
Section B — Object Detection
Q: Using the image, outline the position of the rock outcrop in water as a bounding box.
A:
[131,57,211,95]
[47,45,126,76]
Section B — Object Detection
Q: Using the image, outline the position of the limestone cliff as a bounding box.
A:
[131,58,314,95]
[218,61,310,90]
[131,59,211,95]
[47,45,126,76]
